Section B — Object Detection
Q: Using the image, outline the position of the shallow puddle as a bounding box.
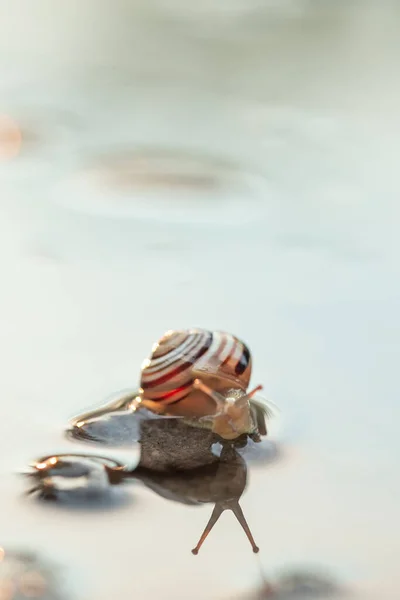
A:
[1,1,399,599]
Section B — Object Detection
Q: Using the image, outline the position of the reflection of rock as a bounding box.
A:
[0,548,66,600]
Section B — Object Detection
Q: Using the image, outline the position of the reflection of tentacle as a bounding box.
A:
[192,503,224,554]
[229,501,259,553]
[192,499,259,555]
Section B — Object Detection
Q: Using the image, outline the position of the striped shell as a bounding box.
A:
[140,329,252,410]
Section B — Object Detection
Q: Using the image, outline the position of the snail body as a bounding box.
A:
[138,329,270,440]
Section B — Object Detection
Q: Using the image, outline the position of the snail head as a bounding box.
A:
[193,379,263,440]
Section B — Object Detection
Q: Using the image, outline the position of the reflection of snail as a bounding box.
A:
[71,329,274,443]
[132,444,259,554]
[26,439,260,554]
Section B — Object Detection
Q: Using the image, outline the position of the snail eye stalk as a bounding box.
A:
[245,384,263,400]
[192,379,226,411]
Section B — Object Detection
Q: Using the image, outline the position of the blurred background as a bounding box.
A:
[0,1,399,599]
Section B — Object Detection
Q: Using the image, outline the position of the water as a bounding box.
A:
[0,1,399,598]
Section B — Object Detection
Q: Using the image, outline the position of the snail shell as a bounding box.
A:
[142,329,250,392]
[139,329,258,439]
[140,329,251,409]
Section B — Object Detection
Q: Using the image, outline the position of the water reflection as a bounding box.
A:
[26,385,278,553]
[26,454,126,501]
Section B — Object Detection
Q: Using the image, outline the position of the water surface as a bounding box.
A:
[0,1,399,599]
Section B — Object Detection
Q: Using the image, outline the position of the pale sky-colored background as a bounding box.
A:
[0,1,399,598]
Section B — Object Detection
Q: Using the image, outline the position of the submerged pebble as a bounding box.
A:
[0,548,66,600]
[242,569,343,599]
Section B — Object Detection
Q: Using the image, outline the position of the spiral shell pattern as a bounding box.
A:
[140,329,252,406]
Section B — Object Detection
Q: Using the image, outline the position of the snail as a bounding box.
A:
[139,329,274,440]
[71,329,274,442]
